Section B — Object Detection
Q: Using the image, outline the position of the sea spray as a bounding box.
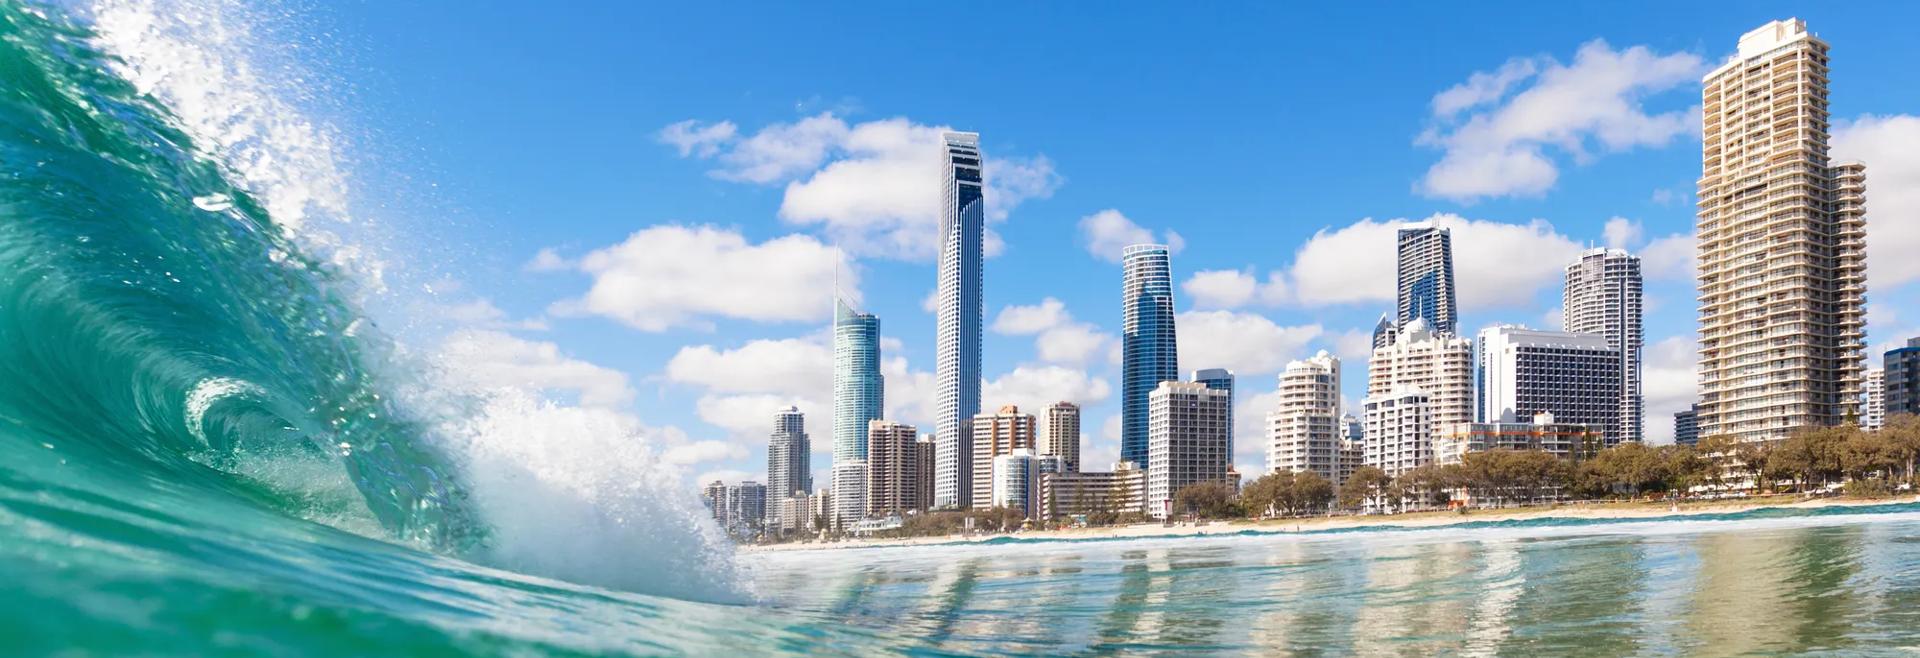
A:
[0,0,744,603]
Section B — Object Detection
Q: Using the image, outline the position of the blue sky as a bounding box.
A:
[286,2,1920,486]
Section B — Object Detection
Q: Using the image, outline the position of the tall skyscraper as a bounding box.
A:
[1122,243,1179,470]
[832,298,882,525]
[1698,19,1868,441]
[970,405,1037,509]
[1192,369,1235,457]
[934,132,985,509]
[833,299,884,463]
[766,406,810,529]
[1476,325,1625,446]
[865,421,920,519]
[1863,368,1886,430]
[1146,381,1231,519]
[1396,223,1458,336]
[1039,402,1082,473]
[1887,338,1920,417]
[1268,352,1343,483]
[1565,248,1645,442]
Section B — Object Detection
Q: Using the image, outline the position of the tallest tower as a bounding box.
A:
[933,132,984,509]
[1396,224,1458,337]
[1697,19,1867,442]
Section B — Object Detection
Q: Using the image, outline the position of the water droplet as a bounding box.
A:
[192,194,234,212]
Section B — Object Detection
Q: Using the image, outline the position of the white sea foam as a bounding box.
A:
[84,0,747,604]
[442,390,750,604]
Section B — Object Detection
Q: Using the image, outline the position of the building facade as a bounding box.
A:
[830,461,865,527]
[1698,19,1868,441]
[914,438,936,512]
[766,406,811,530]
[1039,402,1082,473]
[1675,404,1701,446]
[1192,369,1235,457]
[865,421,921,519]
[1863,368,1885,430]
[934,132,985,509]
[1041,461,1147,522]
[1364,387,1433,477]
[970,405,1037,510]
[1434,413,1600,465]
[1146,381,1232,519]
[1476,325,1625,446]
[1267,352,1346,485]
[990,449,1062,519]
[833,300,883,462]
[1122,243,1180,472]
[1887,339,1920,418]
[1367,318,1474,445]
[1397,223,1459,336]
[723,481,766,538]
[1565,247,1645,443]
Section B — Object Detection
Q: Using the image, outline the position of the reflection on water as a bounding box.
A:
[745,508,1920,655]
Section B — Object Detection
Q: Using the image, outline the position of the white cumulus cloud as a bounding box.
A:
[991,298,1116,367]
[1286,213,1583,311]
[983,366,1112,416]
[547,225,852,332]
[662,113,1062,259]
[1642,335,1698,444]
[439,330,636,408]
[1077,209,1184,263]
[1175,310,1323,377]
[1834,114,1920,288]
[1419,40,1705,202]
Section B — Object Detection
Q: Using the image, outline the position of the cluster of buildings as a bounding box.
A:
[704,19,1916,535]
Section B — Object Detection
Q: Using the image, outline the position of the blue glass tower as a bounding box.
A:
[832,298,883,463]
[933,132,984,509]
[1396,224,1457,336]
[1122,244,1178,470]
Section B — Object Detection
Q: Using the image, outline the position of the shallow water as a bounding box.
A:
[745,505,1920,655]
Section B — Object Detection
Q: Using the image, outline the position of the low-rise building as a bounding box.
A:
[1434,413,1601,465]
[1040,461,1147,522]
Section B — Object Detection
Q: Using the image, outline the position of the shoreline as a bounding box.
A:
[739,494,1920,553]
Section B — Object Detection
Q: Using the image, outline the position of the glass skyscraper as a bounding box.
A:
[1396,224,1458,337]
[1122,244,1178,470]
[833,298,883,462]
[933,132,984,509]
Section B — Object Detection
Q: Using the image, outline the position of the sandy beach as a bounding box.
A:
[740,494,1920,553]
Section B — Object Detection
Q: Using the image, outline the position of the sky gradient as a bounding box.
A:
[294,2,1920,487]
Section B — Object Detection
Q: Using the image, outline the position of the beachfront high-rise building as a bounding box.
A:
[1863,368,1886,430]
[1039,402,1082,473]
[1371,313,1399,349]
[832,298,883,525]
[969,405,1037,510]
[1123,244,1180,471]
[1565,248,1645,442]
[833,300,883,462]
[914,438,936,512]
[1675,405,1701,446]
[1698,19,1868,441]
[1367,318,1474,440]
[1146,381,1232,519]
[766,406,811,528]
[1267,352,1345,484]
[1476,326,1624,446]
[865,421,921,519]
[1397,223,1458,336]
[1192,369,1235,457]
[830,461,865,527]
[723,481,767,538]
[990,449,1061,519]
[702,480,726,522]
[1887,339,1920,417]
[933,132,985,509]
[1434,413,1599,465]
[1364,387,1433,477]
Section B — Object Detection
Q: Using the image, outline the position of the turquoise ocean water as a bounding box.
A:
[3,1,1920,655]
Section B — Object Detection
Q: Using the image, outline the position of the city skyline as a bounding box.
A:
[373,7,1920,491]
